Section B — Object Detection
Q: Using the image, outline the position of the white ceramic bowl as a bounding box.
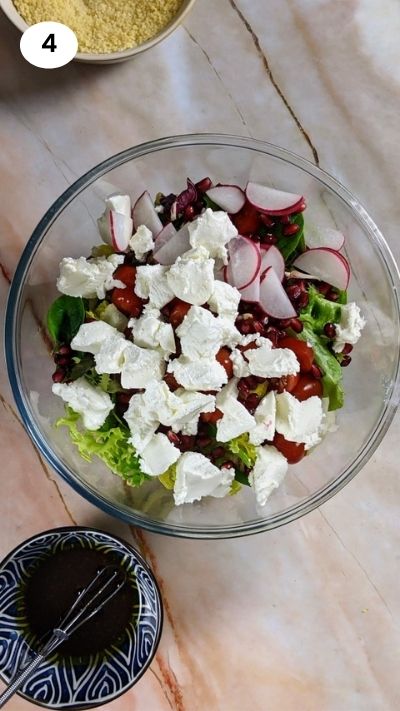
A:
[0,0,196,64]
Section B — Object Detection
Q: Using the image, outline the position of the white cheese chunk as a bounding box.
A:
[216,398,256,442]
[245,337,300,378]
[57,254,124,300]
[188,208,238,264]
[176,306,224,360]
[216,378,239,409]
[217,317,242,349]
[139,433,180,476]
[168,356,227,391]
[249,391,276,445]
[52,377,113,430]
[141,382,215,431]
[71,321,122,355]
[333,302,366,353]
[124,393,159,453]
[173,452,234,505]
[275,391,323,444]
[134,264,174,308]
[249,445,288,506]
[121,343,165,388]
[207,281,241,321]
[229,348,250,378]
[95,337,130,374]
[129,224,154,261]
[166,246,215,305]
[130,308,175,359]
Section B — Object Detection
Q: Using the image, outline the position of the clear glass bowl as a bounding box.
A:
[5,134,400,538]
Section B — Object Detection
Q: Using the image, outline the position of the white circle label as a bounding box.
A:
[20,22,78,69]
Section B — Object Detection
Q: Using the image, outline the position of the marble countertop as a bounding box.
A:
[1,1,399,708]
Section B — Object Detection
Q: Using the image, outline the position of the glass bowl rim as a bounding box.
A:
[5,133,400,538]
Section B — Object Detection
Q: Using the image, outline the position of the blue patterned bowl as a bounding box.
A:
[0,527,163,709]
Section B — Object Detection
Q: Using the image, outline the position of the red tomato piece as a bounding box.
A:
[273,432,305,464]
[280,373,300,393]
[231,202,261,235]
[113,265,137,288]
[291,375,323,401]
[200,409,223,424]
[112,288,144,318]
[169,300,191,328]
[278,336,314,372]
[216,347,234,378]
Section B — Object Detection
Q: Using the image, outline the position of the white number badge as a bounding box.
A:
[20,21,78,69]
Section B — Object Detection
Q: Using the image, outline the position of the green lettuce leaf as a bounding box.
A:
[56,407,147,487]
[226,433,257,468]
[159,463,177,490]
[47,295,85,346]
[298,323,344,410]
[276,213,305,262]
[300,285,342,334]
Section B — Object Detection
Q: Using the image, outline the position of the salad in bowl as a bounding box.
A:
[47,177,365,509]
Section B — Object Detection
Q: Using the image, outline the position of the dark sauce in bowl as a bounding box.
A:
[24,546,138,658]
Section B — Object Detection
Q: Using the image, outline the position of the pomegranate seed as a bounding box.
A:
[180,435,195,450]
[55,356,69,367]
[290,318,303,333]
[245,393,260,413]
[58,345,71,356]
[327,289,339,302]
[324,322,336,339]
[211,447,225,460]
[283,223,300,236]
[52,368,65,383]
[340,355,352,367]
[242,375,259,390]
[197,436,211,448]
[310,364,322,379]
[195,177,212,193]
[297,292,309,309]
[253,320,264,333]
[184,205,195,221]
[167,431,181,445]
[280,215,290,224]
[318,282,331,296]
[237,380,250,398]
[342,343,353,355]
[264,326,280,346]
[221,461,235,470]
[260,214,275,227]
[286,284,302,301]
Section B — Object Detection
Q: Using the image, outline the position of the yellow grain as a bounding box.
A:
[14,0,184,54]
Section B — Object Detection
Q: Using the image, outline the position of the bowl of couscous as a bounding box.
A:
[1,0,196,63]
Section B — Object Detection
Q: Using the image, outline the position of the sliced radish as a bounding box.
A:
[154,222,176,251]
[260,245,285,282]
[239,273,260,303]
[259,268,297,319]
[286,269,322,281]
[246,181,303,216]
[293,248,350,290]
[153,224,191,265]
[132,191,163,237]
[226,236,261,290]
[97,210,132,252]
[305,227,345,251]
[205,185,246,214]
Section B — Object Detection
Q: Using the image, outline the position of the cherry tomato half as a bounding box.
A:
[169,300,191,328]
[216,347,234,378]
[273,432,305,464]
[291,375,323,402]
[279,373,300,393]
[200,409,223,424]
[112,288,144,317]
[113,265,137,288]
[232,202,261,235]
[278,336,314,373]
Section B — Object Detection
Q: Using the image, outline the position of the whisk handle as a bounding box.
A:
[0,629,68,708]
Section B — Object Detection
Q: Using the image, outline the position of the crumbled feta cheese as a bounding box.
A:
[173,452,234,505]
[245,337,300,378]
[217,317,242,349]
[129,224,154,261]
[52,377,113,430]
[166,246,215,305]
[207,281,241,321]
[249,391,276,445]
[240,333,261,346]
[139,433,180,476]
[95,337,130,374]
[124,393,159,453]
[304,397,338,451]
[229,348,250,378]
[57,254,124,300]
[130,308,175,359]
[333,302,366,353]
[176,306,224,360]
[121,344,165,388]
[171,390,215,433]
[100,303,128,332]
[134,264,174,308]
[249,445,288,506]
[216,398,256,442]
[168,356,227,391]
[188,208,238,264]
[71,321,122,355]
[275,391,323,444]
[141,382,214,431]
[216,378,238,409]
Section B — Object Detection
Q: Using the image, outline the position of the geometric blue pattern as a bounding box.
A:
[0,527,163,708]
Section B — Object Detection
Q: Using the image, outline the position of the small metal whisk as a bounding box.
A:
[0,564,126,708]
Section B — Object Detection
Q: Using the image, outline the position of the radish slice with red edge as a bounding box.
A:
[305,227,345,251]
[154,222,176,250]
[239,273,260,303]
[153,224,191,265]
[286,269,322,281]
[132,191,163,237]
[205,185,246,214]
[293,248,350,290]
[259,267,297,319]
[226,236,261,290]
[260,245,285,282]
[246,181,303,216]
[106,211,132,252]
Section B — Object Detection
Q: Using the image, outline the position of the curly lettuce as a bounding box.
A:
[56,408,147,487]
[227,433,257,468]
